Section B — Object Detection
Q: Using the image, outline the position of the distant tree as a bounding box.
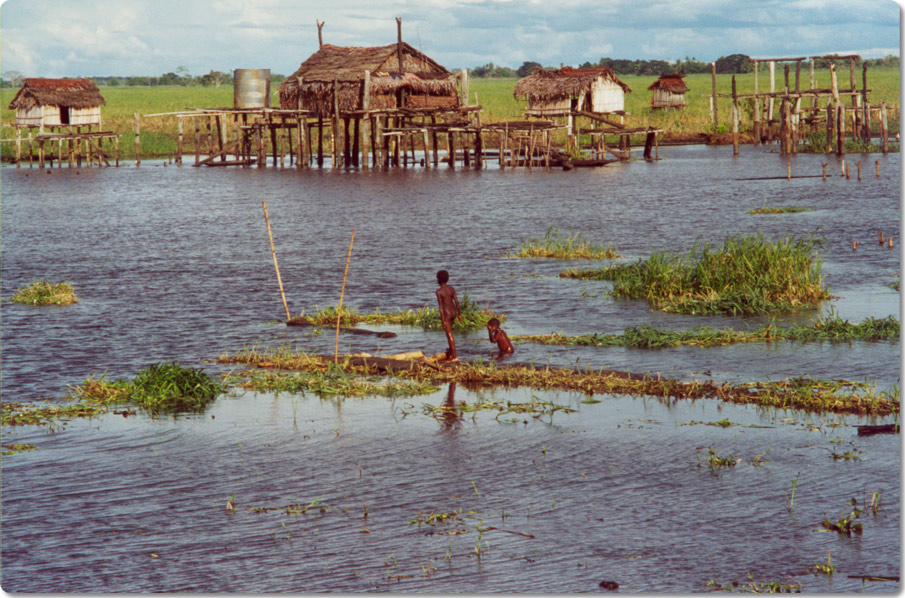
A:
[3,70,23,87]
[107,77,121,87]
[714,54,753,74]
[199,70,229,87]
[158,71,181,85]
[516,61,542,77]
[578,61,596,70]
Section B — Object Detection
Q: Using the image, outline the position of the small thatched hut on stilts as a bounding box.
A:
[7,78,118,168]
[278,19,471,169]
[648,73,688,110]
[514,66,659,162]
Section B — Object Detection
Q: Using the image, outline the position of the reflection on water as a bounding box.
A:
[1,145,900,592]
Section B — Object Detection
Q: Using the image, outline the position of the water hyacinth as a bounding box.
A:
[561,234,832,315]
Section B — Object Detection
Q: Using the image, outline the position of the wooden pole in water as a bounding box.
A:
[134,113,141,166]
[335,229,356,363]
[731,76,739,155]
[710,62,718,128]
[262,200,291,322]
[857,160,862,181]
[880,103,888,155]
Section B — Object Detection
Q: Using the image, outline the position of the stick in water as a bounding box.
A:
[335,229,356,362]
[262,200,291,321]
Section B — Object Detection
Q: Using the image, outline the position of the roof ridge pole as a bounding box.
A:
[396,17,404,74]
[317,20,324,48]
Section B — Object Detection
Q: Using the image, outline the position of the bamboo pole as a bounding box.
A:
[335,229,356,363]
[262,200,291,322]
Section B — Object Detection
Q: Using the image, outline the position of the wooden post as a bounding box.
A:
[317,20,324,48]
[460,69,469,107]
[880,102,888,155]
[14,127,21,167]
[862,63,871,140]
[731,76,739,155]
[38,139,45,169]
[826,100,835,152]
[335,229,356,363]
[430,115,439,166]
[779,99,790,154]
[332,77,340,168]
[474,128,483,170]
[794,60,800,93]
[768,61,775,124]
[498,130,505,170]
[752,60,761,145]
[193,116,200,165]
[352,118,360,167]
[134,113,141,166]
[317,117,324,167]
[114,136,120,167]
[784,64,790,96]
[836,104,845,156]
[710,62,718,128]
[343,116,351,167]
[369,116,378,167]
[447,130,456,169]
[262,200,291,322]
[177,118,184,166]
[422,128,431,168]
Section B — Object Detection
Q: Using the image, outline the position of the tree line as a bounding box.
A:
[467,53,901,78]
[0,68,287,88]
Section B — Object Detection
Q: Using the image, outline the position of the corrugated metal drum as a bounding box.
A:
[234,69,271,108]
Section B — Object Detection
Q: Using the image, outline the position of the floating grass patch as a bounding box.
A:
[2,402,105,428]
[225,361,440,398]
[700,447,740,472]
[298,292,503,332]
[10,280,78,306]
[70,362,223,414]
[512,315,899,350]
[561,234,832,315]
[811,552,837,575]
[422,395,576,423]
[218,346,898,416]
[747,206,813,215]
[507,226,619,260]
[706,574,802,593]
[2,443,37,455]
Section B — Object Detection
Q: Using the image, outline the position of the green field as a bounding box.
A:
[2,67,899,161]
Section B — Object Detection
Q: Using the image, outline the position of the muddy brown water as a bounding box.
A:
[1,146,900,592]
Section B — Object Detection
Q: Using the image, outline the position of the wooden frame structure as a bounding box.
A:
[710,54,891,155]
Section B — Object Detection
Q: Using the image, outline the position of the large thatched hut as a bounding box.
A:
[279,42,459,116]
[514,66,631,115]
[648,73,688,110]
[8,78,105,129]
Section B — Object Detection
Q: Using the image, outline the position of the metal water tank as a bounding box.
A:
[234,69,271,108]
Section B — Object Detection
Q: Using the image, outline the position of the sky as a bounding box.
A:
[0,0,901,79]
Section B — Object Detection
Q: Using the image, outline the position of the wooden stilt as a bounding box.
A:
[447,130,455,169]
[422,128,431,169]
[731,76,739,155]
[317,117,324,167]
[352,118,360,167]
[134,114,141,166]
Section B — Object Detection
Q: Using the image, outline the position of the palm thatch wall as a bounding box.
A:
[279,43,459,116]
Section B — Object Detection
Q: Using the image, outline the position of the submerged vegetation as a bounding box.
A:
[297,292,504,332]
[507,226,619,260]
[747,205,813,215]
[512,314,900,349]
[70,362,224,414]
[10,280,78,306]
[218,346,898,416]
[561,234,832,315]
[2,402,105,428]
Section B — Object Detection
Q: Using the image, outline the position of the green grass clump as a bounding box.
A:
[507,226,619,260]
[71,362,223,414]
[2,402,105,428]
[513,314,899,349]
[299,292,504,332]
[561,234,832,315]
[11,280,78,306]
[747,206,813,215]
[2,443,37,455]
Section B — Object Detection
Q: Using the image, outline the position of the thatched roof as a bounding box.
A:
[279,42,458,114]
[8,78,106,111]
[513,67,631,103]
[648,73,688,94]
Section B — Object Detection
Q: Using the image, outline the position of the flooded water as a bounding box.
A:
[1,145,900,592]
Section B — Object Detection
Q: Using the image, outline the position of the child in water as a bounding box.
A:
[486,317,514,356]
[435,270,463,362]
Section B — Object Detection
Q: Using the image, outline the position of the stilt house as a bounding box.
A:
[648,73,688,110]
[514,66,631,115]
[278,42,460,116]
[7,78,105,129]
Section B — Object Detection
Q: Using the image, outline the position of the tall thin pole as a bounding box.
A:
[262,200,291,321]
[335,229,356,363]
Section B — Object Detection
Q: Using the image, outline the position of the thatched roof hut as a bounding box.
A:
[279,42,459,116]
[514,66,631,115]
[648,73,688,110]
[8,78,106,128]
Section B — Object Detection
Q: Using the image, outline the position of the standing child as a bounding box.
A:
[486,317,514,356]
[435,270,463,362]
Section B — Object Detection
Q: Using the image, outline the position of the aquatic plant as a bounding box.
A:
[218,346,899,416]
[512,315,899,350]
[747,206,813,215]
[2,401,105,428]
[10,280,78,306]
[71,362,223,413]
[706,574,802,593]
[507,225,619,260]
[560,234,832,315]
[2,443,37,455]
[829,437,862,461]
[701,447,740,471]
[298,291,504,331]
[811,552,837,576]
[821,499,863,535]
[787,472,801,513]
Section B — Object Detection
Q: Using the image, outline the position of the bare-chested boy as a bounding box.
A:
[486,317,514,356]
[435,270,463,362]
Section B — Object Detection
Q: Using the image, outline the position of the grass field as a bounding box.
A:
[1,67,899,160]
